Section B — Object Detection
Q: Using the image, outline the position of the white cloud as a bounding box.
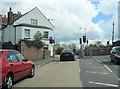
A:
[2,0,118,47]
[97,0,118,43]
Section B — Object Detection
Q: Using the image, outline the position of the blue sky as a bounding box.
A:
[92,12,113,24]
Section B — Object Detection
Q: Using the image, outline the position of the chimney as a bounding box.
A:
[8,7,13,25]
[17,11,21,15]
[4,15,6,18]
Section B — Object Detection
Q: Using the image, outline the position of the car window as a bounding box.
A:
[14,51,25,62]
[116,48,120,53]
[7,51,18,63]
[62,50,72,53]
[0,51,3,58]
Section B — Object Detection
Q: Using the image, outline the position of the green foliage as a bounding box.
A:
[33,31,43,41]
[68,43,76,50]
[21,31,45,49]
[88,41,106,50]
[55,47,64,55]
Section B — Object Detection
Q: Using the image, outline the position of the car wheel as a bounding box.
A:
[3,74,13,89]
[29,66,35,78]
[114,58,118,65]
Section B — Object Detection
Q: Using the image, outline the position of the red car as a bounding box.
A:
[0,49,35,89]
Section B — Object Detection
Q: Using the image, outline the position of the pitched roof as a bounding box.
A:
[13,7,54,28]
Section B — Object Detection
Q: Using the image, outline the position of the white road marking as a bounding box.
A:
[86,71,109,75]
[117,78,120,81]
[97,60,112,72]
[97,60,102,64]
[98,67,102,68]
[89,81,118,87]
[104,65,112,72]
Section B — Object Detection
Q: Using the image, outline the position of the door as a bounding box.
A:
[14,51,31,76]
[7,51,24,80]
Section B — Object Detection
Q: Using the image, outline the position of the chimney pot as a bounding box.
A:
[4,15,6,18]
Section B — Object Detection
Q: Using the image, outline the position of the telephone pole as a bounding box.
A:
[112,22,114,45]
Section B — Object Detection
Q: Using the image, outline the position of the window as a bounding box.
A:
[14,51,25,62]
[7,51,18,63]
[25,29,30,38]
[44,44,49,49]
[0,51,3,59]
[31,19,38,25]
[44,31,49,39]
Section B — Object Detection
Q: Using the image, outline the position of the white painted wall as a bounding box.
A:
[2,25,15,44]
[14,7,53,29]
[16,26,23,43]
[118,1,120,40]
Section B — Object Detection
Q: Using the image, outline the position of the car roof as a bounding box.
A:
[0,49,17,52]
[113,46,120,48]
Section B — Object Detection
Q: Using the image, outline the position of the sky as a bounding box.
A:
[1,0,119,48]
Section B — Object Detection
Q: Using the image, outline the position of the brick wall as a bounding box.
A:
[92,49,111,56]
[19,41,50,61]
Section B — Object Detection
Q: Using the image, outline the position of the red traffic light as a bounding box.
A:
[50,37,52,40]
[83,36,86,38]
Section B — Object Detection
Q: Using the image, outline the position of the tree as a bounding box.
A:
[68,43,76,50]
[22,31,45,49]
[53,42,60,51]
[55,47,64,55]
[61,44,68,50]
[34,31,43,41]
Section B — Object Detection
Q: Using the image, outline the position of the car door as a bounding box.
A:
[7,51,25,80]
[14,51,31,76]
[111,48,115,60]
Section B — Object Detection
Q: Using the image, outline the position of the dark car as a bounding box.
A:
[60,50,75,61]
[0,50,35,89]
[110,46,120,65]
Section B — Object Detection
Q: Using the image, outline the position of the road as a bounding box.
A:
[13,55,119,88]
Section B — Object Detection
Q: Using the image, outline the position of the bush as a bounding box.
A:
[21,39,45,49]
[55,47,64,55]
[21,31,46,49]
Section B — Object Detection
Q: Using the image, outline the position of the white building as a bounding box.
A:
[2,7,54,56]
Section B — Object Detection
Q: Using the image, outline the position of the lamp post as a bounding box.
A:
[112,22,114,46]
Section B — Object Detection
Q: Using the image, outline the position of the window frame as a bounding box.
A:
[24,29,30,39]
[7,51,19,63]
[14,51,25,62]
[31,19,38,25]
[44,31,49,39]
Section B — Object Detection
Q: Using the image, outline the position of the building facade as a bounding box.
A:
[2,7,54,56]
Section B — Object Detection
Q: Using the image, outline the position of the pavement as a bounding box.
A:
[32,56,59,68]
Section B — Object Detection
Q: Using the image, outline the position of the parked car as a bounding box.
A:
[60,50,75,61]
[110,46,120,65]
[0,49,35,89]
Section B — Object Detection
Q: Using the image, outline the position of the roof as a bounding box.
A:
[13,7,54,28]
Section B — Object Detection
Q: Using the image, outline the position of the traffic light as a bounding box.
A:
[49,37,53,44]
[107,41,109,44]
[79,38,82,44]
[87,40,88,44]
[49,37,55,44]
[83,36,86,43]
